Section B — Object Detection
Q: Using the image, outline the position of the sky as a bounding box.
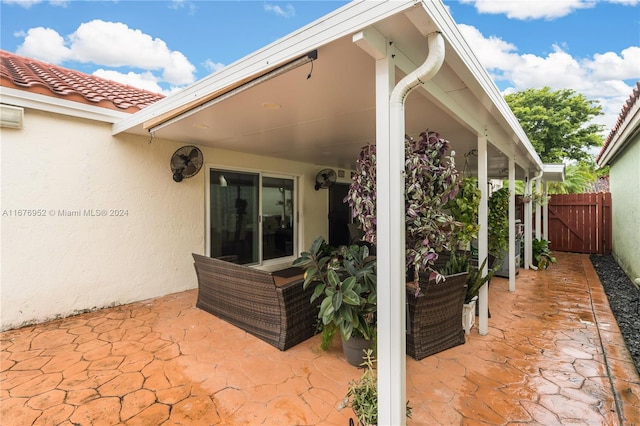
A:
[1,0,639,141]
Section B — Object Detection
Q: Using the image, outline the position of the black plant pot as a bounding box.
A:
[342,336,372,367]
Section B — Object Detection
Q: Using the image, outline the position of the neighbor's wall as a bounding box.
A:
[0,108,334,331]
[609,132,640,282]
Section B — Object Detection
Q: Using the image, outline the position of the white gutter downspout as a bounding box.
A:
[525,170,543,269]
[378,31,444,426]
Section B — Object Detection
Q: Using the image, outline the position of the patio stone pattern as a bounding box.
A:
[1,253,639,425]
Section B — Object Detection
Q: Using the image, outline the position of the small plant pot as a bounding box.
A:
[462,296,477,334]
[342,336,372,367]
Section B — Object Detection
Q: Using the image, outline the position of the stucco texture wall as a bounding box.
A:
[610,133,640,282]
[0,108,334,331]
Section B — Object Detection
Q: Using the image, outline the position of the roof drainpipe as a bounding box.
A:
[378,31,444,426]
[526,170,544,269]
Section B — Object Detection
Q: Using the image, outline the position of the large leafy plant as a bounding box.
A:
[488,187,510,262]
[532,238,557,269]
[345,130,461,283]
[293,237,377,341]
[445,176,481,249]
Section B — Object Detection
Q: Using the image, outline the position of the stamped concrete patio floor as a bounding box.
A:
[2,253,639,425]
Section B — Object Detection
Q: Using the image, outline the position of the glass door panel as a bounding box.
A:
[262,177,295,261]
[209,170,259,264]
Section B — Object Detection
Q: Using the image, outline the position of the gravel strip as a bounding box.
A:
[590,254,640,375]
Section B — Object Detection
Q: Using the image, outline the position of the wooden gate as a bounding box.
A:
[546,193,612,255]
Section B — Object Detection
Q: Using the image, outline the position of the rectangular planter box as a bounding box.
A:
[462,296,477,335]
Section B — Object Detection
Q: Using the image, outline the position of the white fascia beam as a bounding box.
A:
[0,87,129,124]
[353,28,388,60]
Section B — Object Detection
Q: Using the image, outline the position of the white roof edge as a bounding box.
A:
[113,0,416,135]
[422,1,543,171]
[597,98,640,167]
[0,86,129,123]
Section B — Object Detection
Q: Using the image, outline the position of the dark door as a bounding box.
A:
[328,183,351,247]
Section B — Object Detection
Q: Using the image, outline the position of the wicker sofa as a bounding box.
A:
[192,253,319,351]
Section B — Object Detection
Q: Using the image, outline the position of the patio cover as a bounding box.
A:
[114,1,552,424]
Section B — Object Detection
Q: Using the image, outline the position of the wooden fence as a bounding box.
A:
[546,193,612,255]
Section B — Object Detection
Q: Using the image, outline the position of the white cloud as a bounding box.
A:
[203,59,226,74]
[92,69,165,94]
[264,3,295,18]
[169,0,196,14]
[460,0,595,20]
[458,24,640,135]
[16,27,71,63]
[585,47,640,80]
[1,0,68,8]
[14,19,196,90]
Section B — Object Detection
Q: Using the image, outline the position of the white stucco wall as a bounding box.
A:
[609,133,640,282]
[1,108,334,331]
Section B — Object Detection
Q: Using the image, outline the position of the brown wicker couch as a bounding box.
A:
[192,253,319,351]
[406,271,468,360]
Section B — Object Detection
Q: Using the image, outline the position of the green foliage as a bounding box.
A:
[293,237,377,341]
[505,87,604,163]
[532,238,557,270]
[346,130,461,284]
[488,187,510,261]
[343,350,411,426]
[444,177,480,248]
[441,251,470,276]
[319,322,338,351]
[464,257,497,303]
[547,161,598,194]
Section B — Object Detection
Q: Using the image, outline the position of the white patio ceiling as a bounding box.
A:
[114,1,544,180]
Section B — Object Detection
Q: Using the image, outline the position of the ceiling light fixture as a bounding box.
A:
[262,102,281,110]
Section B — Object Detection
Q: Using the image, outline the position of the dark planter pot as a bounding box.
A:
[342,336,372,367]
[406,271,468,360]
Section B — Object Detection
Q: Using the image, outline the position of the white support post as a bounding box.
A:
[375,51,406,426]
[508,157,516,292]
[477,135,489,335]
[543,181,549,240]
[523,170,532,269]
[535,179,542,240]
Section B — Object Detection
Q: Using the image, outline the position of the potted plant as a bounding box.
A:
[532,238,557,269]
[346,130,468,360]
[293,237,377,366]
[341,349,411,426]
[345,130,461,284]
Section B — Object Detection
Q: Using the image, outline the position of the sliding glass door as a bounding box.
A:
[262,177,294,261]
[209,169,296,265]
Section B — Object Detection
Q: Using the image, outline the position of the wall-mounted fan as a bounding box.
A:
[170,146,203,182]
[314,168,337,190]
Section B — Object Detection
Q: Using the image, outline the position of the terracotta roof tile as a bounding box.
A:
[597,81,640,163]
[1,50,164,113]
